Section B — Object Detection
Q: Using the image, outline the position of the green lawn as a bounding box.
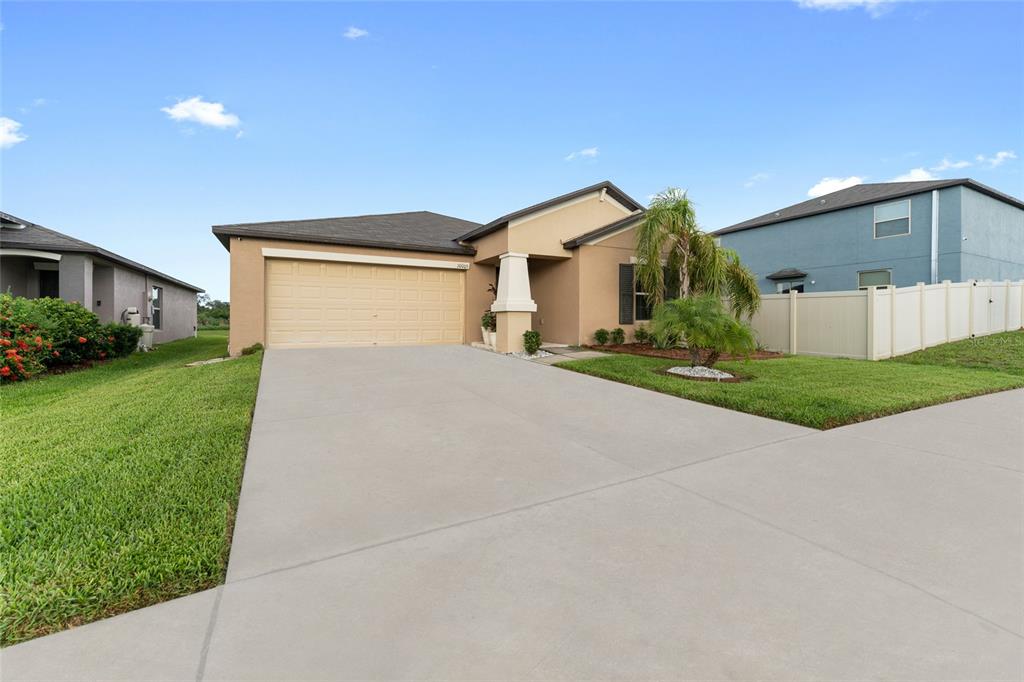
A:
[0,330,261,645]
[890,330,1024,376]
[560,347,1024,430]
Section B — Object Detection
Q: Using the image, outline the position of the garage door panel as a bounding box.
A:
[265,258,464,348]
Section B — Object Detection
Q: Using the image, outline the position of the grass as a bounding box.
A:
[0,329,261,645]
[889,330,1024,376]
[560,344,1024,430]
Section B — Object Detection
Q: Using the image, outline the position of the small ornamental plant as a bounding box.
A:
[610,327,626,345]
[480,311,496,332]
[634,325,651,344]
[522,330,542,355]
[593,328,610,345]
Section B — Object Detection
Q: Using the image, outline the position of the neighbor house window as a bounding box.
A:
[775,280,804,294]
[151,286,163,329]
[858,269,892,289]
[873,199,911,238]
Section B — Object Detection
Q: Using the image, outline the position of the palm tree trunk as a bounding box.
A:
[689,346,702,367]
[704,350,720,368]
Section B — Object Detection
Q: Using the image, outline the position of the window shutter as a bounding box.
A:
[619,264,634,325]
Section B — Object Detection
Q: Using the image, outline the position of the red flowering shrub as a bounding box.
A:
[0,296,52,382]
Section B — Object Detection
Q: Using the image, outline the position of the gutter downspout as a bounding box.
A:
[930,189,939,284]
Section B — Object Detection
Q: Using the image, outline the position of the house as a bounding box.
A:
[713,179,1024,294]
[0,211,203,343]
[213,181,655,355]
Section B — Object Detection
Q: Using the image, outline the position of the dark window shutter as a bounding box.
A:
[619,264,634,325]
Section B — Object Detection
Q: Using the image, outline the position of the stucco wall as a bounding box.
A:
[578,227,640,345]
[718,189,959,292]
[227,237,481,355]
[508,192,633,258]
[59,253,94,309]
[960,186,1024,281]
[529,257,579,345]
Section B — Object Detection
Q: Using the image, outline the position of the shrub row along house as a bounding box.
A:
[713,179,1024,294]
[0,211,202,343]
[214,181,658,355]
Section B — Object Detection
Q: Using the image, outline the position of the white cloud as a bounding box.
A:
[564,146,599,161]
[0,117,27,149]
[161,96,240,129]
[343,26,369,39]
[796,0,892,18]
[976,150,1017,169]
[807,175,863,197]
[744,172,771,188]
[891,167,937,182]
[930,157,971,172]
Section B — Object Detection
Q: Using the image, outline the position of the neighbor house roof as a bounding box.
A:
[212,211,479,256]
[456,181,644,243]
[713,179,1024,236]
[0,211,204,292]
[766,267,808,280]
[561,211,645,249]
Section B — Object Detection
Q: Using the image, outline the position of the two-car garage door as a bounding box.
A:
[265,257,465,348]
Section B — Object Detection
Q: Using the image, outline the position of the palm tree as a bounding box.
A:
[635,188,761,318]
[651,295,756,368]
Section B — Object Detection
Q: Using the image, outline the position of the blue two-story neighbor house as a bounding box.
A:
[713,179,1024,294]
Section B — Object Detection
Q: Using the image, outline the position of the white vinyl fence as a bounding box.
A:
[750,279,1024,360]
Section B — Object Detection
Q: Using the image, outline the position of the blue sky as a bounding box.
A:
[2,1,1022,300]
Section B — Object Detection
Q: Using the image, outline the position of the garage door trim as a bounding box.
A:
[262,247,471,271]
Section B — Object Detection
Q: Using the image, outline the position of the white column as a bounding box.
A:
[491,252,537,313]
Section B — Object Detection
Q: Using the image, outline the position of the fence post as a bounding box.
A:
[789,289,798,355]
[968,279,975,338]
[866,286,876,360]
[917,282,926,350]
[889,285,896,357]
[1004,280,1011,332]
[943,280,951,343]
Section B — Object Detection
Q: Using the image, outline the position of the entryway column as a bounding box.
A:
[491,252,536,353]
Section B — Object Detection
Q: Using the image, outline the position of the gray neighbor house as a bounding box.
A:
[0,211,202,343]
[713,179,1024,294]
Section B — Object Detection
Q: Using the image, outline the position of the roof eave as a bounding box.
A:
[211,227,476,257]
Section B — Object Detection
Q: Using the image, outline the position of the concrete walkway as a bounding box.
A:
[3,346,1022,680]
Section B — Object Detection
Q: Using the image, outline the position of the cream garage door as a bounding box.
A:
[265,258,465,348]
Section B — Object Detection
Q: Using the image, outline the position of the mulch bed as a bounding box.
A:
[587,343,784,362]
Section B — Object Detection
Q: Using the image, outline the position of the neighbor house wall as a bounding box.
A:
[113,266,197,343]
[227,236,479,355]
[92,265,115,323]
[578,227,640,345]
[1,257,34,297]
[718,189,965,293]
[959,186,1024,281]
[58,253,94,309]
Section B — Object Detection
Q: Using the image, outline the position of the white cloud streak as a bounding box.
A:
[930,157,972,171]
[161,97,240,129]
[807,175,863,197]
[744,172,771,188]
[564,146,599,161]
[0,117,27,149]
[891,167,937,182]
[976,150,1017,168]
[344,26,369,40]
[795,0,892,18]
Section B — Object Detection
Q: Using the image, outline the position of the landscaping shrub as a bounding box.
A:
[480,311,496,332]
[593,328,610,345]
[634,325,650,344]
[1,294,55,382]
[523,330,542,355]
[29,296,103,365]
[240,342,264,356]
[101,323,143,358]
[610,328,625,345]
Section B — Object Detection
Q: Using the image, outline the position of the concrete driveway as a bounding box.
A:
[4,346,1022,680]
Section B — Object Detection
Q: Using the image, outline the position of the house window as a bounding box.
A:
[858,269,892,289]
[874,199,911,238]
[635,283,654,321]
[151,286,163,329]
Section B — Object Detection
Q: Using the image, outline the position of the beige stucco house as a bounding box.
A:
[214,181,652,355]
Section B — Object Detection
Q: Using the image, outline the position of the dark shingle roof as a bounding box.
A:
[456,181,644,242]
[713,179,1024,236]
[212,211,479,255]
[0,211,204,292]
[562,211,644,249]
[766,267,808,280]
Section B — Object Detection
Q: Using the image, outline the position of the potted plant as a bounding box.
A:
[481,311,496,348]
